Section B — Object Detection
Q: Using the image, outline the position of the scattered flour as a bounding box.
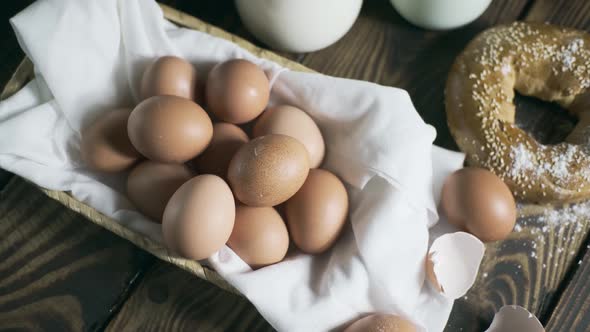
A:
[509,143,588,188]
[509,143,537,178]
[501,62,512,75]
[518,200,590,262]
[560,38,584,72]
[540,145,578,183]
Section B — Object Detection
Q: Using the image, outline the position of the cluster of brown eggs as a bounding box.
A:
[80,56,349,267]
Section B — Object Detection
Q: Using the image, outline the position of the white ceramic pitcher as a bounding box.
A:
[235,0,363,53]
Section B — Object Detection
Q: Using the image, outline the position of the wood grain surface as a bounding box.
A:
[545,241,590,331]
[0,178,153,331]
[105,262,273,332]
[298,0,530,149]
[449,1,590,330]
[2,0,590,331]
[524,1,590,331]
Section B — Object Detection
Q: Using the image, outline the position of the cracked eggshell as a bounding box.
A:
[485,305,544,332]
[425,232,485,299]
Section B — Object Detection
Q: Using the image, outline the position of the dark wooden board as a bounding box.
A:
[525,1,590,331]
[0,178,154,331]
[298,0,530,149]
[545,242,590,331]
[105,262,273,332]
[448,1,590,330]
[3,0,590,331]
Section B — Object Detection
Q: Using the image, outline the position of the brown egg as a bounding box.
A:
[128,95,213,163]
[227,205,289,268]
[343,314,418,332]
[140,55,197,101]
[81,108,140,172]
[286,169,348,254]
[206,59,270,124]
[228,134,310,207]
[197,123,249,178]
[440,167,516,242]
[162,175,235,260]
[254,105,325,168]
[127,161,193,222]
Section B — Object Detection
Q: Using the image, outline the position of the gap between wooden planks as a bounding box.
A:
[0,178,155,331]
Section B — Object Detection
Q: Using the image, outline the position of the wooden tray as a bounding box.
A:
[0,3,315,295]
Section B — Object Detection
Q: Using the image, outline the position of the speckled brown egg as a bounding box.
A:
[127,161,193,222]
[128,95,213,163]
[206,59,270,124]
[254,105,325,168]
[140,55,198,101]
[162,175,235,260]
[227,205,289,268]
[343,314,418,332]
[286,168,348,254]
[228,134,309,207]
[81,108,140,172]
[197,123,249,178]
[440,167,516,242]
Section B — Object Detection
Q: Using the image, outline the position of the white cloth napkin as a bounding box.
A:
[3,0,481,331]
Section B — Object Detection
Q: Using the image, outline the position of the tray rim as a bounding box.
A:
[0,2,316,295]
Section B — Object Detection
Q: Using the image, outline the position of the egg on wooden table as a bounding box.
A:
[228,134,310,207]
[227,205,290,268]
[140,55,199,101]
[440,167,516,242]
[343,314,419,332]
[286,168,348,254]
[126,161,193,222]
[128,95,213,163]
[206,59,270,124]
[197,122,249,178]
[162,175,235,260]
[80,108,140,172]
[254,105,325,168]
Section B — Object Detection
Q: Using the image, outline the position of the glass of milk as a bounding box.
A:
[235,0,363,53]
[390,0,492,30]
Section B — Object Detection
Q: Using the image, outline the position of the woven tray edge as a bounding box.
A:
[1,2,316,294]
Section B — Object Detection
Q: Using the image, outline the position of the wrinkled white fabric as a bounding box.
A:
[3,0,476,331]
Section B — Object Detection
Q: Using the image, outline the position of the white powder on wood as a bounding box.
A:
[519,200,590,261]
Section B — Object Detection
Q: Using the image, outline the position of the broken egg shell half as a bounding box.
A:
[425,231,485,299]
[485,305,544,332]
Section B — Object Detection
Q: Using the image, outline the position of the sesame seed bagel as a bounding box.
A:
[446,22,590,203]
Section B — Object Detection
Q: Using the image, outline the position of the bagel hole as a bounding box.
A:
[514,92,578,145]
